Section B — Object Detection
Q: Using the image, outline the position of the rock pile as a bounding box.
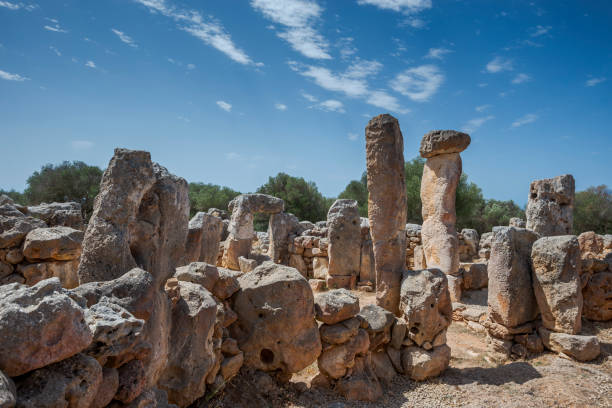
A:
[1,196,84,288]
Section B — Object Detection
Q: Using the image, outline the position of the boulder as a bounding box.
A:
[478,232,493,259]
[288,254,307,277]
[365,114,407,314]
[400,269,452,346]
[336,355,382,402]
[239,256,259,273]
[461,262,488,290]
[14,353,102,408]
[526,175,575,236]
[115,359,147,403]
[84,299,145,365]
[357,304,395,350]
[459,228,479,261]
[314,289,360,325]
[401,344,451,381]
[0,369,15,408]
[313,256,328,280]
[108,387,177,408]
[173,262,219,293]
[0,205,47,249]
[582,272,612,321]
[91,367,119,408]
[19,259,80,288]
[230,262,321,374]
[327,200,361,281]
[27,202,84,230]
[211,267,241,300]
[158,281,219,407]
[538,327,600,361]
[319,318,361,345]
[509,217,526,228]
[531,236,582,334]
[0,278,92,377]
[371,351,397,383]
[317,329,369,379]
[488,227,539,327]
[185,212,223,265]
[419,129,471,158]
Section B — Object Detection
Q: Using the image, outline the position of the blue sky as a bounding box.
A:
[0,0,610,207]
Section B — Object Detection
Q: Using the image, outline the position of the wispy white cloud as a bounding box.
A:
[512,73,531,84]
[225,152,240,160]
[250,0,330,59]
[49,46,61,56]
[216,100,232,112]
[0,69,29,81]
[71,140,94,150]
[461,115,494,133]
[337,37,357,60]
[357,0,432,13]
[85,60,97,69]
[348,132,358,141]
[530,25,552,37]
[134,0,260,66]
[177,115,190,123]
[44,23,68,33]
[475,104,491,112]
[477,83,488,88]
[111,28,138,48]
[294,59,406,113]
[275,103,287,111]
[403,17,426,28]
[0,1,20,10]
[485,56,513,73]
[317,99,345,113]
[186,63,195,70]
[511,113,538,128]
[585,77,606,87]
[301,92,318,102]
[391,64,444,102]
[425,47,452,60]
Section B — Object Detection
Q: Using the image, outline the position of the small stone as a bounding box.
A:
[314,289,360,325]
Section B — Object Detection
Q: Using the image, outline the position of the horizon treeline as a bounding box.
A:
[1,160,610,235]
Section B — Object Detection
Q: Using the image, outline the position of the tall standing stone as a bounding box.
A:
[419,130,470,302]
[327,200,361,289]
[185,212,224,265]
[268,212,301,264]
[526,174,575,236]
[488,226,539,328]
[365,114,407,315]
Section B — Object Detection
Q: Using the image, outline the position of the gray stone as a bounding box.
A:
[526,174,575,236]
[185,212,223,265]
[531,236,582,334]
[538,327,600,361]
[419,130,471,158]
[268,212,300,264]
[0,205,46,249]
[314,289,360,325]
[0,369,15,408]
[91,367,119,408]
[173,262,219,293]
[27,202,84,230]
[401,344,451,381]
[327,200,361,281]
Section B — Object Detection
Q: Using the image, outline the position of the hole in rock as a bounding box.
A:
[258,312,265,319]
[531,193,537,199]
[430,304,434,308]
[260,348,274,364]
[410,326,419,334]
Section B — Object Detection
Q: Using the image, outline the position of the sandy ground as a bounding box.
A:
[198,290,612,408]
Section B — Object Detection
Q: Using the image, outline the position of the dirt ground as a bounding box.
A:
[199,291,612,408]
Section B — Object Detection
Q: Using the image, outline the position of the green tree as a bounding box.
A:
[0,189,26,205]
[404,158,426,224]
[24,161,103,219]
[338,172,368,217]
[255,173,329,230]
[479,199,525,232]
[188,182,240,217]
[574,185,612,234]
[455,174,486,231]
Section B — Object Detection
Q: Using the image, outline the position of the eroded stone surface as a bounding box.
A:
[327,200,361,280]
[526,175,575,236]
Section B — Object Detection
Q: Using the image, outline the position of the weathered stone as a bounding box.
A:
[4,248,23,264]
[116,359,147,403]
[447,274,462,303]
[514,333,544,354]
[317,329,369,379]
[326,274,356,290]
[488,227,539,327]
[582,272,612,321]
[185,212,223,265]
[230,262,321,374]
[402,344,451,381]
[358,304,395,350]
[419,129,471,158]
[19,259,80,289]
[0,369,15,408]
[371,351,396,383]
[212,267,241,300]
[538,327,600,361]
[459,228,479,262]
[413,244,427,269]
[319,318,360,345]
[461,262,488,290]
[268,212,300,264]
[0,278,92,377]
[288,254,307,276]
[73,268,155,321]
[478,232,493,259]
[158,281,218,407]
[526,175,575,236]
[359,238,375,284]
[174,262,219,292]
[14,354,102,408]
[91,367,119,408]
[27,202,84,230]
[509,217,526,228]
[220,352,243,381]
[238,256,258,274]
[531,236,582,334]
[400,269,452,347]
[313,256,329,280]
[336,354,382,402]
[365,114,407,315]
[84,299,145,364]
[23,227,83,261]
[314,289,360,325]
[420,151,462,278]
[108,387,177,408]
[308,278,326,292]
[390,318,407,349]
[0,205,47,249]
[326,200,361,282]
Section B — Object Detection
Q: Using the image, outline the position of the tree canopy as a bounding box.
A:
[188,183,241,217]
[573,185,612,234]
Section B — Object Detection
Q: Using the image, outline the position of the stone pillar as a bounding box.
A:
[365,114,407,315]
[268,212,300,264]
[222,194,284,270]
[419,130,470,302]
[326,199,361,289]
[185,212,224,265]
[526,174,575,236]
